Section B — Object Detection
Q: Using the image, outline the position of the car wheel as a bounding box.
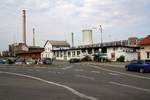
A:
[139,68,144,73]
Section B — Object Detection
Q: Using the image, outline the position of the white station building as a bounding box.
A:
[41,40,139,61]
[41,30,140,61]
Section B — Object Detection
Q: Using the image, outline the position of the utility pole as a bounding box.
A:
[33,28,35,46]
[71,32,74,47]
[99,25,103,45]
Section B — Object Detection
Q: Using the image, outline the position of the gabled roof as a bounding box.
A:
[44,40,70,47]
[139,35,150,45]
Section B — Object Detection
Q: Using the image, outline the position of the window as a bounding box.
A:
[54,52,56,56]
[113,48,115,51]
[68,52,71,57]
[60,52,63,57]
[77,51,80,56]
[72,51,75,57]
[88,49,92,54]
[147,52,150,59]
[145,60,150,64]
[56,52,59,57]
[137,60,143,64]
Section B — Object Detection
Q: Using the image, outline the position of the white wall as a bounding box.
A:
[41,42,53,59]
[107,47,138,61]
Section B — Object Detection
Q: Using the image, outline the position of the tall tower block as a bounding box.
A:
[82,30,93,45]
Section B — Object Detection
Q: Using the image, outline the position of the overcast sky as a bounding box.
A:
[0,0,150,51]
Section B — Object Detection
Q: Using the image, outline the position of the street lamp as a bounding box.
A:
[93,25,103,45]
[99,25,103,45]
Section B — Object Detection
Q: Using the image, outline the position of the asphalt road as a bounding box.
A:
[0,62,150,100]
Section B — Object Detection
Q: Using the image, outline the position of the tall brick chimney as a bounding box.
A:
[22,10,26,44]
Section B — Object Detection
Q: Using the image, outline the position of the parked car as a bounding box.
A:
[125,60,150,73]
[81,55,92,62]
[0,59,5,64]
[69,58,80,63]
[37,59,43,64]
[25,59,36,65]
[42,58,52,65]
[6,59,15,64]
[94,53,109,62]
[15,59,25,65]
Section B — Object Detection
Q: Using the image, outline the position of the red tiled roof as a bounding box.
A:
[139,35,150,45]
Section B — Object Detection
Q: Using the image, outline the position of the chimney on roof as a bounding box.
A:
[22,10,27,44]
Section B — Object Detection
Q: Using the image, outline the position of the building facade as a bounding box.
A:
[16,49,44,60]
[41,39,139,61]
[9,43,28,56]
[139,35,150,59]
[107,46,138,61]
[41,40,70,60]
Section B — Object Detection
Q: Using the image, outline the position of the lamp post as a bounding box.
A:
[99,25,103,45]
[93,25,103,45]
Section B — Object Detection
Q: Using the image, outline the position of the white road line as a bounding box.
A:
[110,81,150,93]
[76,75,95,80]
[56,72,63,74]
[48,71,64,74]
[91,65,150,80]
[91,71,100,74]
[108,73,120,76]
[35,70,40,72]
[48,70,52,73]
[0,71,98,100]
[28,69,33,71]
[62,65,73,70]
[74,69,84,72]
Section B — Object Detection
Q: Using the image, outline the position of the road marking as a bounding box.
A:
[110,81,150,93]
[62,65,73,70]
[48,70,52,73]
[108,73,120,76]
[76,75,95,80]
[91,65,150,80]
[0,71,98,100]
[56,72,63,74]
[74,69,84,72]
[35,69,40,72]
[28,69,33,71]
[91,71,100,74]
[48,71,64,74]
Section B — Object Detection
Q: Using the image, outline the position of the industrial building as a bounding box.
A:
[8,10,44,59]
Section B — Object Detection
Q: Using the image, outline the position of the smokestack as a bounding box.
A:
[22,10,26,44]
[33,28,35,46]
[71,32,74,47]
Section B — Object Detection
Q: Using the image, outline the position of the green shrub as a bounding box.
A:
[117,55,125,62]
